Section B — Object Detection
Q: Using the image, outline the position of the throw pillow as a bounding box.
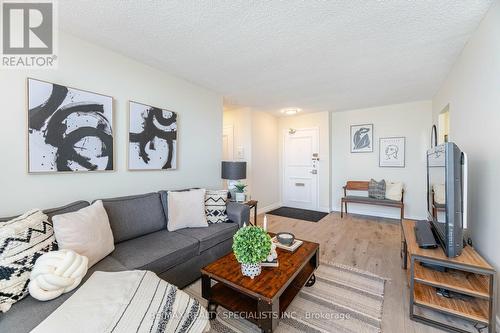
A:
[0,210,57,312]
[205,190,229,224]
[29,249,88,301]
[167,189,208,231]
[368,179,386,199]
[385,182,403,201]
[52,200,114,268]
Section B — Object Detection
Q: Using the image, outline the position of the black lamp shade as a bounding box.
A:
[221,161,247,180]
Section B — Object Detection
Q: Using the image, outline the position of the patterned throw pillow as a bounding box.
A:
[205,190,228,224]
[368,179,386,199]
[0,210,57,312]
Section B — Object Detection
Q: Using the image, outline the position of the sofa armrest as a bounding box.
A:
[227,202,250,228]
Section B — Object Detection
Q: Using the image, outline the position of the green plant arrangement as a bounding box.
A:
[234,181,247,193]
[232,226,272,278]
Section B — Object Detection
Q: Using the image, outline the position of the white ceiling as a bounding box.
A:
[59,1,493,114]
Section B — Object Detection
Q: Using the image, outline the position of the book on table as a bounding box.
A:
[271,236,303,252]
[261,258,279,267]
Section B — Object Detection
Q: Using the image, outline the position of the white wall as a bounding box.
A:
[432,0,500,319]
[0,32,223,217]
[331,101,432,219]
[279,112,330,212]
[251,112,279,211]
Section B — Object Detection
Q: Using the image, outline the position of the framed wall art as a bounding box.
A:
[128,101,177,170]
[27,78,114,173]
[350,123,373,153]
[379,137,405,167]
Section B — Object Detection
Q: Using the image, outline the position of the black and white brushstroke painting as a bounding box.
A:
[128,101,177,170]
[350,124,373,153]
[28,78,114,173]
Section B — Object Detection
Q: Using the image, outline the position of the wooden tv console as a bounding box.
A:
[401,220,496,333]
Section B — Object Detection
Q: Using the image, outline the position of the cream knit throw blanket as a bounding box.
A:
[31,270,210,333]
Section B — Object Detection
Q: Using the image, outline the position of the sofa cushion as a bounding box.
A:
[99,193,167,243]
[110,230,198,273]
[0,256,126,333]
[344,195,402,206]
[176,222,238,254]
[0,201,90,223]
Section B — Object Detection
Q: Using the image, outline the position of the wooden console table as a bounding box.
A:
[401,220,496,333]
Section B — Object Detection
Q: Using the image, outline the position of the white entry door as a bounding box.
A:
[283,128,319,210]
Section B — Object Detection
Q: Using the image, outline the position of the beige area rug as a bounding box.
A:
[184,263,387,333]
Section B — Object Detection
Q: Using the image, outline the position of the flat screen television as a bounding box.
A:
[426,142,468,257]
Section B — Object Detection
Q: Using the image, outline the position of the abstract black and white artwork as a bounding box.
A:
[28,78,114,173]
[128,101,177,170]
[379,137,405,167]
[350,124,373,153]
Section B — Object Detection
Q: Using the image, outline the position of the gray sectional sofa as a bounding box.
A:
[0,191,249,332]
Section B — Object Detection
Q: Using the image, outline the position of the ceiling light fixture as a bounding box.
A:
[281,108,302,115]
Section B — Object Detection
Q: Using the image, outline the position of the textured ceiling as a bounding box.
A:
[59,1,493,114]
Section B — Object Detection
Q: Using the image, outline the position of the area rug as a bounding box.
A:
[184,262,386,333]
[267,206,328,222]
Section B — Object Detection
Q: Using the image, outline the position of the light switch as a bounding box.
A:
[236,146,245,159]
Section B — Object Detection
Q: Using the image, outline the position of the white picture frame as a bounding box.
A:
[350,124,373,153]
[379,137,405,167]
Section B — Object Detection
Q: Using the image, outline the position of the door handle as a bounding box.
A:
[295,183,305,187]
[310,170,317,175]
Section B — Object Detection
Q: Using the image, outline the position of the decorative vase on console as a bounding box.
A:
[232,226,271,279]
[234,181,247,202]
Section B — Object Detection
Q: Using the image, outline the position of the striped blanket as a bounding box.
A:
[31,270,210,333]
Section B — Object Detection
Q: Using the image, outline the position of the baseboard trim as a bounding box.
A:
[256,202,282,215]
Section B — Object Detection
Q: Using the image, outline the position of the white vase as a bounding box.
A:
[235,192,246,202]
[241,263,261,279]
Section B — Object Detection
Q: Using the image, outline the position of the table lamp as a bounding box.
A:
[221,161,247,201]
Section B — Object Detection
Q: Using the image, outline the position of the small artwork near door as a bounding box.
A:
[379,137,405,167]
[28,78,114,173]
[350,124,373,153]
[128,101,177,170]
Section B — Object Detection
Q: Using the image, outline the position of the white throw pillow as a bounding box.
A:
[167,189,208,231]
[434,184,446,205]
[52,200,114,268]
[29,249,88,301]
[385,182,403,201]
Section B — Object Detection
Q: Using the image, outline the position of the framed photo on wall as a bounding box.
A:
[350,123,373,153]
[27,78,114,173]
[128,101,177,170]
[379,137,405,167]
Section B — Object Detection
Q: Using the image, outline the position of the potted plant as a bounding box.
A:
[234,181,247,202]
[232,226,272,279]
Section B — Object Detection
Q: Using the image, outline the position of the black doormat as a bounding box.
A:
[267,207,328,222]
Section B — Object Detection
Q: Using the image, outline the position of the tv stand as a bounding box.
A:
[401,220,496,333]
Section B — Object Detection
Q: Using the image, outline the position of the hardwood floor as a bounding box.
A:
[260,211,447,333]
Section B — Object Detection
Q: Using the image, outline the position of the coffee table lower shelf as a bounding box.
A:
[203,261,316,332]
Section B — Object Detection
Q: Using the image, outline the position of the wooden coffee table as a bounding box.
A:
[201,236,319,332]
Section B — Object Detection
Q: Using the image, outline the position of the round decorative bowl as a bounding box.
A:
[241,263,261,279]
[276,232,295,246]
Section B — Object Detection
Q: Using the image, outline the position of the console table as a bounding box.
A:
[401,220,496,333]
